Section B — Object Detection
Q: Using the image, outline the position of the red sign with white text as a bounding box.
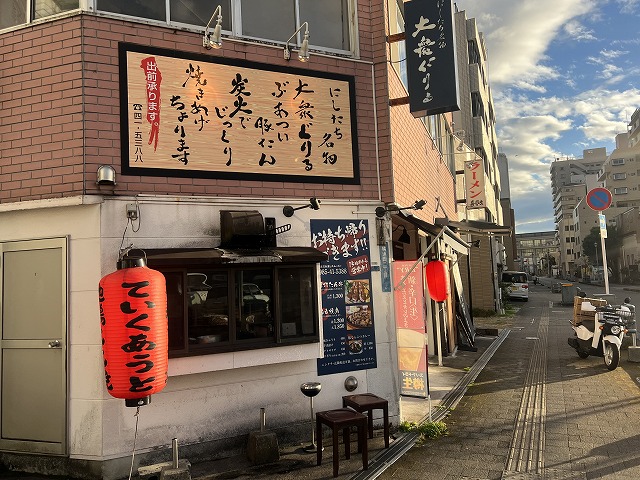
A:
[393,261,428,398]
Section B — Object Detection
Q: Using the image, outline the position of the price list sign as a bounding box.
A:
[311,219,378,375]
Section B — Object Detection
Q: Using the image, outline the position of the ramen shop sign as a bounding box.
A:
[119,43,358,184]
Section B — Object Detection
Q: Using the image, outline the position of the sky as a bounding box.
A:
[453,0,640,233]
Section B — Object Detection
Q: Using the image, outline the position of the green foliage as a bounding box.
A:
[583,226,621,262]
[472,307,498,317]
[398,420,448,442]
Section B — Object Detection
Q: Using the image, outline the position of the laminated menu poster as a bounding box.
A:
[311,219,377,375]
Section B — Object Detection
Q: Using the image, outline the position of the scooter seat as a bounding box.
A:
[577,319,595,332]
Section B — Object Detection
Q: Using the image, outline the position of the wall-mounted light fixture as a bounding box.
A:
[284,22,310,62]
[203,5,223,49]
[96,165,116,186]
[393,225,411,244]
[375,199,426,218]
[283,197,320,217]
[433,130,466,152]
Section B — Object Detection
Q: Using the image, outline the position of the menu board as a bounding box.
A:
[311,219,377,375]
[393,261,428,398]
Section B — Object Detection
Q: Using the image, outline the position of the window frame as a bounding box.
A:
[3,0,358,56]
[95,0,357,56]
[0,0,81,30]
[152,260,321,358]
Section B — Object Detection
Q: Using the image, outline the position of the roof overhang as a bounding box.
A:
[435,217,512,236]
[398,212,469,254]
[145,247,328,266]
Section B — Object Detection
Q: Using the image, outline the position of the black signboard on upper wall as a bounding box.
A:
[404,0,460,117]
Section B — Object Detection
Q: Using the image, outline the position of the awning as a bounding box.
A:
[145,247,328,266]
[398,212,469,254]
[434,217,512,236]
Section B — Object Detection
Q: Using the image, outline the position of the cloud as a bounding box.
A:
[453,0,640,233]
[456,0,597,87]
[616,0,640,14]
[563,20,597,41]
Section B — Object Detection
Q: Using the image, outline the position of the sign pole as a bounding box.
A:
[601,233,609,295]
[588,190,612,296]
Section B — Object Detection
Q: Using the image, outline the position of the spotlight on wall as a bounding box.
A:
[375,199,426,218]
[471,239,481,248]
[284,21,310,62]
[283,197,320,217]
[393,225,411,244]
[203,5,223,49]
[454,130,467,152]
[96,165,116,186]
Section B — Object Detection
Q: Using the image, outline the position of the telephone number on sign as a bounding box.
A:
[321,268,348,276]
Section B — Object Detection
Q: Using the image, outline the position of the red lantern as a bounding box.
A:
[99,257,168,407]
[425,260,450,303]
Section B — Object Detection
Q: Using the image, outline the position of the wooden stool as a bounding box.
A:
[316,408,368,478]
[342,393,389,448]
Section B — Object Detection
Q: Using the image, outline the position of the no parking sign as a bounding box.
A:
[586,188,612,211]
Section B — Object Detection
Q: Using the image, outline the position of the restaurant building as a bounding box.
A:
[0,1,483,477]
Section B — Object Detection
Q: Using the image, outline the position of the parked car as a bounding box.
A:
[243,283,270,303]
[501,271,529,301]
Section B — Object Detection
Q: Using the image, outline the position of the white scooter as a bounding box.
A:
[567,298,634,370]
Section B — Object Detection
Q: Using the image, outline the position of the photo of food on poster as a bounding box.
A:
[311,219,377,375]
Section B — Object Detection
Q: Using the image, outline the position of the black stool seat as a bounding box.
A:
[316,408,368,477]
[342,393,390,448]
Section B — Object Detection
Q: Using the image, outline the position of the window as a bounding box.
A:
[170,0,232,30]
[614,187,628,195]
[1,0,78,29]
[157,264,320,356]
[612,173,627,180]
[95,0,353,53]
[612,158,625,165]
[388,0,407,89]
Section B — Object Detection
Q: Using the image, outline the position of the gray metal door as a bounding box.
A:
[0,238,67,455]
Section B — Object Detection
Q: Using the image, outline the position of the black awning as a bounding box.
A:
[145,247,327,266]
[434,218,512,236]
[398,212,469,254]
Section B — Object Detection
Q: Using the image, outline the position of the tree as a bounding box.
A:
[582,225,622,279]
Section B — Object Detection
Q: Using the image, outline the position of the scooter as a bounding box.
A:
[567,298,635,371]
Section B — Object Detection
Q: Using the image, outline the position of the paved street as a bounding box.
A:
[379,282,640,479]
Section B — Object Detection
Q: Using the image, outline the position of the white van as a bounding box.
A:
[501,271,529,301]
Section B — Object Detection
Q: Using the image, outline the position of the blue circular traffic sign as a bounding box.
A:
[586,187,612,211]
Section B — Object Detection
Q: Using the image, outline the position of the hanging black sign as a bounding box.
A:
[404,0,460,117]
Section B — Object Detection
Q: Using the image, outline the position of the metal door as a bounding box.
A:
[0,238,67,455]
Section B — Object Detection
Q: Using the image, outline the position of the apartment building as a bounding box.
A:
[451,9,509,312]
[598,133,640,214]
[629,108,640,149]
[550,149,606,277]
